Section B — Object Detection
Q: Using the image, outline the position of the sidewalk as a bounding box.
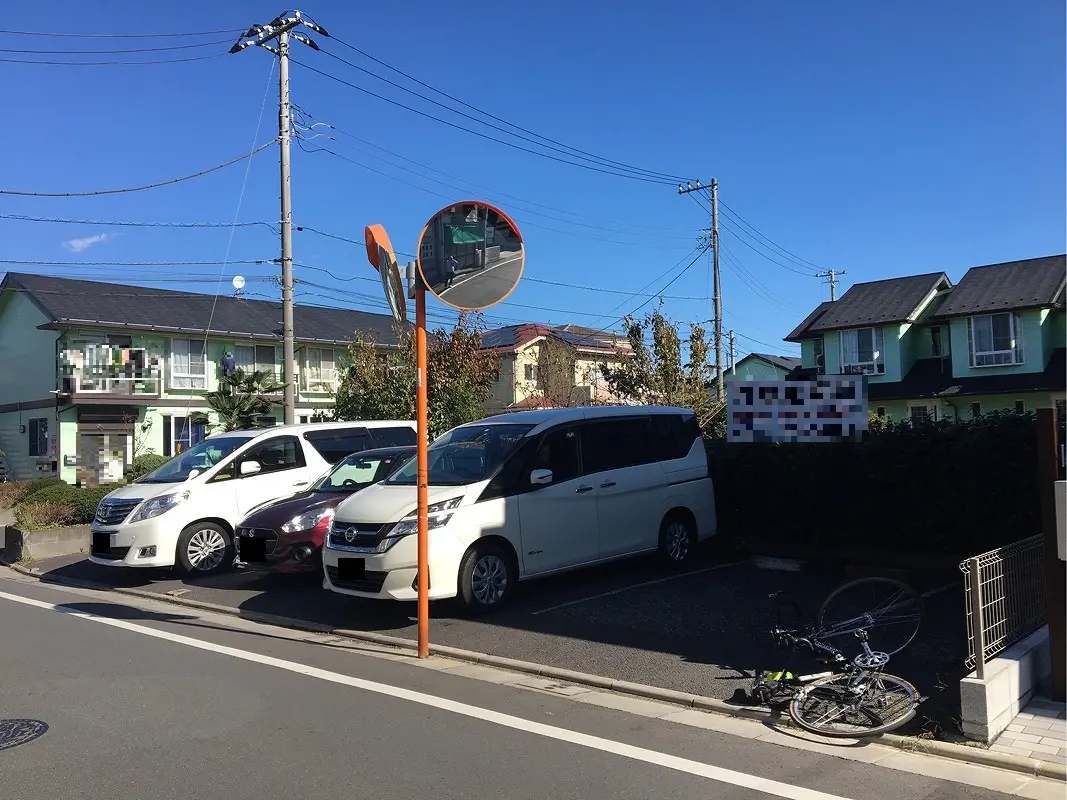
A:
[991,695,1067,761]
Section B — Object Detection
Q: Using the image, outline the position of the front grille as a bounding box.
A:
[95,498,142,526]
[325,565,388,593]
[328,522,388,550]
[235,527,279,556]
[92,546,130,562]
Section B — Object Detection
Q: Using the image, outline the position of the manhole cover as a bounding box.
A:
[0,719,49,751]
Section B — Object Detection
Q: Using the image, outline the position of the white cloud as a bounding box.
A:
[64,233,111,253]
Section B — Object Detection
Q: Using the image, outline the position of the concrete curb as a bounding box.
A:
[7,561,1065,783]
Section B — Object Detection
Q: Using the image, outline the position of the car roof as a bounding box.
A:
[207,421,415,441]
[469,405,695,429]
[343,445,416,459]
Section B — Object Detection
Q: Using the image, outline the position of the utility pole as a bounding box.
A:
[729,330,736,375]
[230,11,328,425]
[815,267,845,301]
[678,178,723,403]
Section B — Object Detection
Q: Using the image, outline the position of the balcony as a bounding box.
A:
[60,345,162,400]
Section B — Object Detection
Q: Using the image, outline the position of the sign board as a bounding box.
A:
[727,376,868,443]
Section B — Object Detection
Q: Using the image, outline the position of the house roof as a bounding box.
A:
[784,301,835,342]
[866,349,1067,402]
[933,255,1066,318]
[747,353,802,372]
[479,323,629,354]
[0,272,402,346]
[803,272,950,336]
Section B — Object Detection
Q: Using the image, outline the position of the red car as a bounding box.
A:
[234,445,414,574]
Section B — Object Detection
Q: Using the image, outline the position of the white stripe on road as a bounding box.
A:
[531,561,746,616]
[439,252,522,295]
[0,587,851,800]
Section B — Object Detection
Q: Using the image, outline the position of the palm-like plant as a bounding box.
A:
[193,369,287,432]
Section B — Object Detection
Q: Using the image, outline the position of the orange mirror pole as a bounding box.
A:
[415,282,430,659]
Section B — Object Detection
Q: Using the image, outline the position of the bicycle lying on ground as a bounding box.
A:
[750,577,923,738]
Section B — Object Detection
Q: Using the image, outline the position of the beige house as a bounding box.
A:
[479,324,634,413]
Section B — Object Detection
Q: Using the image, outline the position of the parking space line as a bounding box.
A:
[530,562,747,616]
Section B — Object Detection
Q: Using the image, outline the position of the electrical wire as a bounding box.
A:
[1,259,272,267]
[719,201,828,272]
[318,45,690,184]
[717,214,817,276]
[0,27,243,38]
[0,53,225,66]
[291,56,678,186]
[0,38,230,54]
[0,212,274,230]
[0,140,276,197]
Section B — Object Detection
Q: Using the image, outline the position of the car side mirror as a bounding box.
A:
[187,469,201,479]
[530,468,553,486]
[240,460,262,477]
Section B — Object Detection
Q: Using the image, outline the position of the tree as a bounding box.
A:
[332,312,500,438]
[192,368,287,432]
[599,307,723,432]
[517,334,580,409]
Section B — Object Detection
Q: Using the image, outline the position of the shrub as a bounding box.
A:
[15,500,78,530]
[0,477,63,509]
[127,453,168,480]
[709,410,1039,556]
[16,483,114,525]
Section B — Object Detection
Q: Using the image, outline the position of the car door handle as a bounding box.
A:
[575,485,593,493]
[293,481,308,487]
[600,480,617,488]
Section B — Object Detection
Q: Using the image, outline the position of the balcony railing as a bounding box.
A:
[60,345,163,397]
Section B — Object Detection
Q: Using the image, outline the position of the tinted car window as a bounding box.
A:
[530,427,581,484]
[369,426,417,447]
[649,413,701,461]
[580,417,655,474]
[302,429,372,464]
[243,435,306,474]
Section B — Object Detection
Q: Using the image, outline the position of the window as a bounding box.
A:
[387,423,533,487]
[168,415,206,455]
[304,347,337,390]
[420,240,434,261]
[968,312,1023,367]
[1056,399,1066,420]
[530,427,581,484]
[909,405,937,423]
[876,407,886,418]
[170,338,207,389]
[812,337,826,374]
[1014,400,1025,413]
[234,344,277,378]
[524,363,538,382]
[840,328,884,375]
[930,327,943,358]
[580,417,655,474]
[241,435,305,475]
[648,413,700,461]
[971,402,981,418]
[370,426,417,447]
[28,418,48,456]
[302,429,372,464]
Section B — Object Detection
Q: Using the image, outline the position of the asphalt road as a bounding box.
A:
[0,573,1043,800]
[21,551,968,738]
[437,251,524,308]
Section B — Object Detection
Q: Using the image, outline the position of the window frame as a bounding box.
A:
[930,327,943,358]
[967,312,1024,368]
[303,346,337,391]
[908,404,938,423]
[812,336,826,374]
[523,363,539,383]
[169,337,208,390]
[301,428,373,465]
[28,418,48,457]
[839,327,885,375]
[579,416,657,476]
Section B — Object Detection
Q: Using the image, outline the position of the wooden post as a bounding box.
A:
[1037,407,1065,700]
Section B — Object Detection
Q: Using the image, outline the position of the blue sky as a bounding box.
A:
[2,1,1064,361]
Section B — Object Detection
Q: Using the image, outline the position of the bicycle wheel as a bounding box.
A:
[817,577,922,655]
[789,672,919,738]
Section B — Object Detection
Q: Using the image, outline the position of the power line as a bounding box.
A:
[718,201,827,272]
[732,330,798,351]
[1,259,272,267]
[0,27,243,38]
[0,140,275,197]
[0,212,274,230]
[0,38,230,54]
[291,56,678,185]
[318,43,690,184]
[0,53,225,66]
[717,215,817,276]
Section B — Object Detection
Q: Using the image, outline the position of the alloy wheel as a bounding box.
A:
[471,554,508,606]
[187,528,228,572]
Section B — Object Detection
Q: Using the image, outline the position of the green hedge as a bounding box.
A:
[708,410,1040,556]
[127,453,168,480]
[17,482,114,526]
[0,477,64,510]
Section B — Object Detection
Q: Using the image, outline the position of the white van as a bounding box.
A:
[89,421,416,575]
[322,406,716,613]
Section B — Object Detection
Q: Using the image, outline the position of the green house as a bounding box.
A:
[784,255,1066,422]
[0,273,401,485]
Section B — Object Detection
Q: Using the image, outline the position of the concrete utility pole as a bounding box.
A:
[678,178,723,403]
[729,330,737,375]
[230,11,328,425]
[815,267,846,301]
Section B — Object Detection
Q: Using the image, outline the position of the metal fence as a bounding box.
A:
[960,535,1047,678]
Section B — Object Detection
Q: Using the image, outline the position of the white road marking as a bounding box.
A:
[529,561,746,615]
[0,587,851,800]
[439,252,522,295]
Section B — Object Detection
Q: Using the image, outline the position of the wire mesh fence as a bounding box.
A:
[960,534,1047,678]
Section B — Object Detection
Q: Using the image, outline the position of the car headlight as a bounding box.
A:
[281,508,334,534]
[380,497,463,543]
[129,491,190,523]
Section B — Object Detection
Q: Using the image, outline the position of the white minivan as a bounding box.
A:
[89,421,416,575]
[322,406,716,613]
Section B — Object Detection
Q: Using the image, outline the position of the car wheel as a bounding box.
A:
[176,522,235,577]
[658,512,696,567]
[457,542,515,615]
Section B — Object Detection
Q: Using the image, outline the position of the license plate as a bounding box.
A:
[238,536,267,562]
[337,558,366,581]
[91,531,111,555]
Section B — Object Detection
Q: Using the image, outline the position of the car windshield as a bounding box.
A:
[386,424,533,487]
[136,436,250,483]
[313,451,412,493]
